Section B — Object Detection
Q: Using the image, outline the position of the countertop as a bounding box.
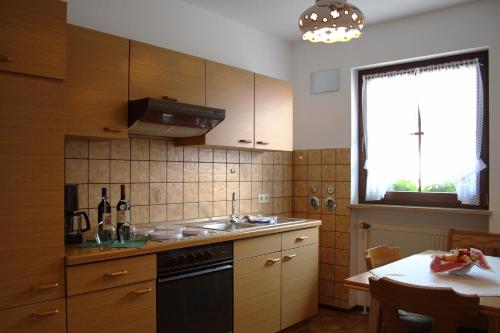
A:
[65,219,321,266]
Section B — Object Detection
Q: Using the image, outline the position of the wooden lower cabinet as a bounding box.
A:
[67,280,156,333]
[281,244,319,329]
[0,298,66,333]
[234,252,282,333]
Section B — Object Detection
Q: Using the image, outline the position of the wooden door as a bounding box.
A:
[129,41,205,105]
[64,25,129,139]
[281,244,319,329]
[234,252,282,333]
[0,72,65,310]
[255,74,293,151]
[0,298,66,333]
[0,0,66,79]
[67,280,156,333]
[204,61,255,148]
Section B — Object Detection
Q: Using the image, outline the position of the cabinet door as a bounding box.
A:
[281,244,319,329]
[255,74,293,151]
[130,41,205,105]
[0,72,65,310]
[64,25,129,139]
[0,0,66,79]
[234,253,281,333]
[67,280,156,333]
[0,298,66,333]
[204,61,255,148]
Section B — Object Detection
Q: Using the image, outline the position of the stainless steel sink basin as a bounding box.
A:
[188,217,305,232]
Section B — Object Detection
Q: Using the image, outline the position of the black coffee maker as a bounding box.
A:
[65,184,90,244]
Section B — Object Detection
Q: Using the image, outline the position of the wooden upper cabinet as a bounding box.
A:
[64,25,129,139]
[129,41,205,105]
[255,74,293,151]
[0,0,66,79]
[204,61,255,148]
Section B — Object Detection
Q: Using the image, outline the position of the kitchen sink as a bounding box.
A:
[189,217,306,232]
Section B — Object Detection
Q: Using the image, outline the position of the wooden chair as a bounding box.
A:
[369,277,481,333]
[449,229,500,257]
[365,245,401,270]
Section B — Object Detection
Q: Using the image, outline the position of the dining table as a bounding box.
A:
[344,251,500,333]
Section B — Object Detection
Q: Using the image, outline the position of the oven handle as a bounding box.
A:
[158,264,233,284]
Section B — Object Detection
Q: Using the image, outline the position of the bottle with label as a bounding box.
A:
[116,184,131,240]
[97,187,112,225]
[96,187,113,242]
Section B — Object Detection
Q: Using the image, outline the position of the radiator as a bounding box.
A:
[363,223,449,258]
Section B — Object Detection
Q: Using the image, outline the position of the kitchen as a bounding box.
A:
[1,0,499,332]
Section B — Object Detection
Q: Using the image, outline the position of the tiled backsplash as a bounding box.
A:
[65,138,294,229]
[292,148,351,309]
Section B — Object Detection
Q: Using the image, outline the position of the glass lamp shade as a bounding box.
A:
[299,0,365,43]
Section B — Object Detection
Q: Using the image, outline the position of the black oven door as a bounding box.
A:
[157,263,233,333]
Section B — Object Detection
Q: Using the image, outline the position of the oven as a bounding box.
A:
[157,242,233,333]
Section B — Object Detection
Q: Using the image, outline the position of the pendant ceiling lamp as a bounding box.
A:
[299,0,365,44]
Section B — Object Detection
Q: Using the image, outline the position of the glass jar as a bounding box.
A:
[95,219,116,244]
[119,222,136,243]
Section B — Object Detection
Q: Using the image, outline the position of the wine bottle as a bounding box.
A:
[116,184,130,240]
[97,187,112,226]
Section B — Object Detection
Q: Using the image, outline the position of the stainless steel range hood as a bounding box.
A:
[128,98,225,138]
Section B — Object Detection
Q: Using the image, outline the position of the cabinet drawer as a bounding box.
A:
[68,280,156,333]
[67,255,156,296]
[282,227,319,250]
[234,233,281,260]
[0,298,66,333]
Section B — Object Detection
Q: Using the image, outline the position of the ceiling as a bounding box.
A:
[179,0,476,42]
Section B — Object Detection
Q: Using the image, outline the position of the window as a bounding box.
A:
[358,51,489,209]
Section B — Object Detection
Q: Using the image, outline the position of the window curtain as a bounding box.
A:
[361,58,486,205]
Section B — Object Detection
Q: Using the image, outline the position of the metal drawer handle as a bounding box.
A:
[0,55,12,63]
[103,127,125,133]
[130,287,153,295]
[295,236,309,242]
[283,254,297,261]
[265,258,280,265]
[32,309,59,317]
[162,96,179,102]
[256,141,269,145]
[238,139,252,144]
[33,282,59,291]
[105,270,128,277]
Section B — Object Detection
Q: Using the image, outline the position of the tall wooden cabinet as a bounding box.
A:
[64,25,129,139]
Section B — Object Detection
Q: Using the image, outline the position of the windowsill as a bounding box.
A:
[350,203,492,216]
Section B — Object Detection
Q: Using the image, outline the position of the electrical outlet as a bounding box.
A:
[257,193,269,204]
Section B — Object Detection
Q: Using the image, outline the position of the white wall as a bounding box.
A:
[291,0,499,233]
[67,0,292,81]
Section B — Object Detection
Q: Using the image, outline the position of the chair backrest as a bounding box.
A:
[369,277,480,333]
[449,229,500,257]
[364,245,401,270]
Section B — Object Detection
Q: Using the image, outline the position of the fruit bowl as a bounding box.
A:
[430,248,491,274]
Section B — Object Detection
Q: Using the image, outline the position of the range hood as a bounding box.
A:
[128,98,225,138]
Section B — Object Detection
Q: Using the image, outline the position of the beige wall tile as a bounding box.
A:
[293,212,308,219]
[336,148,350,165]
[183,183,199,203]
[283,152,292,165]
[199,148,214,162]
[273,197,283,214]
[240,182,252,200]
[336,199,351,216]
[320,231,335,248]
[251,151,262,164]
[284,165,293,181]
[131,161,149,183]
[262,198,273,214]
[321,214,336,231]
[239,199,252,214]
[283,197,293,213]
[321,165,335,182]
[308,182,321,196]
[262,152,274,164]
[321,182,335,198]
[320,247,335,264]
[150,183,167,205]
[321,149,336,165]
[131,183,149,206]
[167,144,183,162]
[239,164,251,182]
[150,139,167,161]
[307,165,321,181]
[199,163,213,182]
[294,165,307,181]
[65,140,88,159]
[320,280,335,298]
[319,263,334,281]
[273,152,284,165]
[213,149,226,163]
[167,203,183,221]
[199,182,213,202]
[227,150,239,163]
[131,138,149,160]
[88,184,109,208]
[335,165,350,182]
[239,151,252,164]
[251,182,262,197]
[262,164,273,181]
[167,162,183,182]
[263,181,273,197]
[184,203,199,219]
[335,249,350,267]
[307,149,322,165]
[335,283,349,301]
[273,165,284,181]
[65,159,88,184]
[251,164,262,181]
[335,215,350,232]
[77,184,89,209]
[294,181,307,197]
[150,205,166,222]
[283,181,293,197]
[199,202,213,218]
[213,163,226,182]
[293,150,307,165]
[336,182,351,199]
[167,183,183,203]
[183,147,198,162]
[213,182,227,201]
[89,159,110,183]
[273,182,283,197]
[335,232,351,249]
[111,139,130,160]
[149,161,166,183]
[89,141,110,159]
[294,197,308,213]
[227,181,239,200]
[213,201,226,217]
[110,160,130,184]
[184,162,198,182]
[132,205,149,224]
[335,265,349,282]
[227,164,239,182]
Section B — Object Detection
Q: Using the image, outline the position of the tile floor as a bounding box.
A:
[284,307,368,333]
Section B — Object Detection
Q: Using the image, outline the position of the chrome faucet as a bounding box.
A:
[230,192,238,223]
